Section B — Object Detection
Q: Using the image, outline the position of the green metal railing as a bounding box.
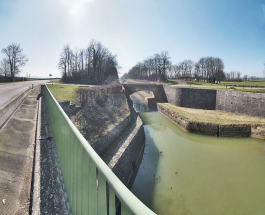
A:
[43,85,155,215]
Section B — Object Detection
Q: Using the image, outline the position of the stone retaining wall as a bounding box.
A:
[111,117,145,186]
[216,90,265,117]
[91,114,131,156]
[164,85,265,117]
[219,124,251,137]
[164,85,216,110]
[123,84,168,103]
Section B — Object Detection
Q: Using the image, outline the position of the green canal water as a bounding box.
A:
[131,112,265,215]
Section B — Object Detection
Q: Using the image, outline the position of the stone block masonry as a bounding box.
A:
[164,85,265,118]
[219,124,251,137]
[123,84,168,103]
[91,114,131,156]
[164,85,216,110]
[102,116,145,186]
[216,90,265,117]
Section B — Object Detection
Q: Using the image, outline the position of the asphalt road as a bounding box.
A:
[0,80,48,109]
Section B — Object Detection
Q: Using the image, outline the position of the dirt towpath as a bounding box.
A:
[0,87,39,214]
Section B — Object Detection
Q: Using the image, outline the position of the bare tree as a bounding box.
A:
[127,51,172,81]
[58,41,119,84]
[1,44,28,80]
[0,58,10,76]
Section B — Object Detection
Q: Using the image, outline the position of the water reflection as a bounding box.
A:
[131,112,265,215]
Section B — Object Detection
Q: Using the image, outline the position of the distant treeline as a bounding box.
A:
[58,40,119,84]
[0,76,32,82]
[122,52,250,83]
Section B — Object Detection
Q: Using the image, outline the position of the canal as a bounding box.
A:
[131,111,265,215]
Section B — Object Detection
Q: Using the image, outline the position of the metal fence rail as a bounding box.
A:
[43,85,155,215]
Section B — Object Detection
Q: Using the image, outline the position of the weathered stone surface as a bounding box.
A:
[123,84,168,103]
[216,90,265,117]
[219,125,251,137]
[251,125,265,139]
[164,85,217,110]
[91,114,131,156]
[164,86,265,118]
[188,122,218,136]
[102,116,145,186]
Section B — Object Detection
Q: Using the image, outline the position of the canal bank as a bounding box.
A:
[157,103,265,139]
[131,112,265,215]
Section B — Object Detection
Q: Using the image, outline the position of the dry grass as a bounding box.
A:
[159,103,265,125]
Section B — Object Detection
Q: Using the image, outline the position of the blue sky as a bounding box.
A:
[0,0,265,78]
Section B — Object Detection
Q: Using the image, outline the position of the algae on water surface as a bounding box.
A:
[132,112,265,215]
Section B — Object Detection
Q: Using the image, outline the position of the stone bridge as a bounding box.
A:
[122,84,168,103]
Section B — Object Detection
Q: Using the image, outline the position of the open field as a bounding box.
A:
[172,85,265,93]
[221,81,265,87]
[169,79,265,87]
[159,103,265,125]
[47,84,79,103]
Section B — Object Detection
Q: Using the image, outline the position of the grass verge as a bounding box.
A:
[159,103,265,125]
[47,84,79,103]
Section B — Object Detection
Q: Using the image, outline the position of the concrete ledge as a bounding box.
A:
[0,88,31,128]
[157,103,259,138]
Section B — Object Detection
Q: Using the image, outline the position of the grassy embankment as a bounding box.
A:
[47,84,79,103]
[159,103,265,125]
[47,84,130,144]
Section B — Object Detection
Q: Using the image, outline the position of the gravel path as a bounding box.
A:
[31,96,69,215]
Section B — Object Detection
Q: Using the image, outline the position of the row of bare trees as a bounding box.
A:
[124,51,171,82]
[225,71,242,81]
[0,44,28,81]
[58,40,119,84]
[123,53,229,83]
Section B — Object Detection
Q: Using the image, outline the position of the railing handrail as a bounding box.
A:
[44,85,156,215]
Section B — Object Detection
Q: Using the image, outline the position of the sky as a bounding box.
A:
[0,0,265,78]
